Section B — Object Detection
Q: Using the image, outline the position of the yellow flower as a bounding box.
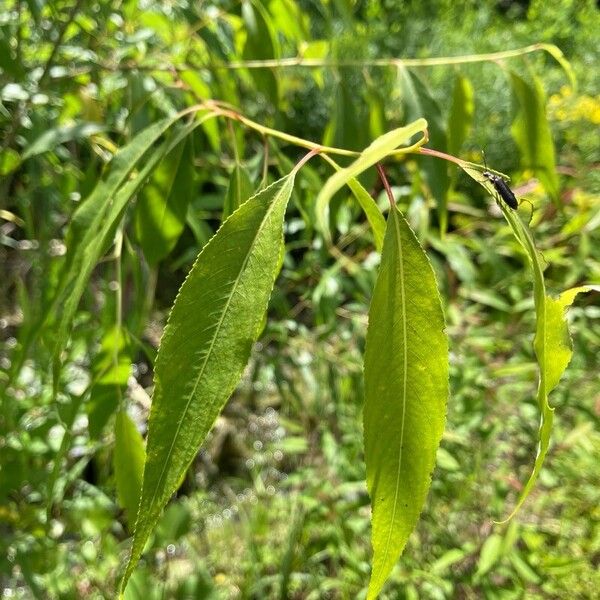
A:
[560,85,572,97]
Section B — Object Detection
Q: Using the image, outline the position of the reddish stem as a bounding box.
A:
[376,164,396,210]
[418,146,464,166]
[294,147,321,171]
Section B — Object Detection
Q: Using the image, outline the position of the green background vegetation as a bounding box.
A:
[1,0,599,598]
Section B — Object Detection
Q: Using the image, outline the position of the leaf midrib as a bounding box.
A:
[380,208,409,568]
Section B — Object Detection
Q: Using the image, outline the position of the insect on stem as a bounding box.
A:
[481,152,519,210]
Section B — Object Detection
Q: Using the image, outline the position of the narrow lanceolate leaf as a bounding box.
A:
[509,71,559,203]
[323,78,369,152]
[223,164,254,221]
[364,204,448,599]
[460,163,514,209]
[134,138,194,265]
[242,0,279,103]
[316,119,428,237]
[398,68,450,233]
[461,163,598,520]
[501,280,597,523]
[538,43,577,91]
[120,173,296,594]
[345,177,386,252]
[45,115,180,358]
[447,74,474,159]
[47,114,213,371]
[508,284,600,512]
[321,154,386,252]
[66,116,181,259]
[114,410,145,528]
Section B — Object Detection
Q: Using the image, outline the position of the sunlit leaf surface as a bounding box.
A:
[364,204,448,599]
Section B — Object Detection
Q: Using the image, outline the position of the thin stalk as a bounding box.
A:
[293,148,321,172]
[208,103,358,157]
[53,43,560,76]
[376,164,396,210]
[208,44,551,69]
[206,101,426,160]
[418,146,465,167]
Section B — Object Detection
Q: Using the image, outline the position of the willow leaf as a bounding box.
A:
[461,162,598,520]
[134,138,194,265]
[316,119,428,238]
[52,142,168,364]
[321,154,386,252]
[45,124,203,511]
[364,204,448,599]
[323,77,369,152]
[460,163,516,210]
[500,284,598,522]
[66,116,181,259]
[398,68,450,233]
[539,43,576,91]
[46,116,182,363]
[345,177,386,253]
[119,173,296,594]
[242,0,279,103]
[509,71,559,203]
[447,74,474,159]
[48,115,213,373]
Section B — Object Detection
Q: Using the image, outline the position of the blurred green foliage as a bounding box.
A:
[1,0,599,598]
